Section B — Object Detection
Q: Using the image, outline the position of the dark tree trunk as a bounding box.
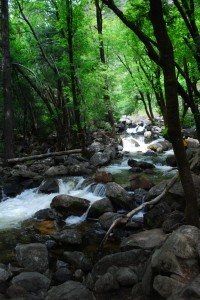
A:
[149,0,199,227]
[95,0,116,137]
[66,0,84,148]
[1,0,14,160]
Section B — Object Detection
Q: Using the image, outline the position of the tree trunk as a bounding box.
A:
[149,0,199,227]
[95,0,116,137]
[1,0,14,160]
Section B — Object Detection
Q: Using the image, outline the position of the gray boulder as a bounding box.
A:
[116,267,138,286]
[38,179,59,194]
[87,197,114,218]
[15,243,49,273]
[45,280,95,300]
[50,194,90,217]
[105,182,134,210]
[95,272,119,293]
[12,272,50,293]
[121,228,167,251]
[98,212,121,230]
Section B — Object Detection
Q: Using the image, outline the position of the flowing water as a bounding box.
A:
[0,130,176,230]
[0,177,105,229]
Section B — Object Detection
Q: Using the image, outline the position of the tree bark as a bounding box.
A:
[149,0,199,227]
[95,0,116,137]
[1,0,15,160]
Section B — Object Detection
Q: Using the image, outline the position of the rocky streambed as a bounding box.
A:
[0,118,200,299]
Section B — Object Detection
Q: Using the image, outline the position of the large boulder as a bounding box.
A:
[38,178,59,194]
[87,197,114,218]
[105,182,134,210]
[50,194,90,217]
[129,174,154,190]
[143,225,200,299]
[121,228,167,251]
[45,280,95,300]
[12,272,50,294]
[15,243,49,273]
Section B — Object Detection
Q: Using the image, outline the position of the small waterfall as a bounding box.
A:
[93,183,106,197]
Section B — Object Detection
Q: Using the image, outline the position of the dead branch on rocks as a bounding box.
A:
[7,149,82,164]
[100,172,179,248]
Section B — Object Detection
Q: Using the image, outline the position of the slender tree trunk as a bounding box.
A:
[1,0,14,160]
[149,0,199,227]
[95,0,115,137]
[66,0,83,148]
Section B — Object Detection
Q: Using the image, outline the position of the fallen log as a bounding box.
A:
[100,172,179,248]
[7,149,82,164]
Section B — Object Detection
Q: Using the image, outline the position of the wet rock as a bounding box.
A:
[87,197,114,218]
[12,271,50,294]
[133,188,147,205]
[38,179,59,194]
[95,272,119,293]
[34,208,57,220]
[162,211,185,233]
[94,171,112,183]
[50,194,90,217]
[128,159,155,170]
[34,220,57,235]
[15,243,49,273]
[121,228,167,251]
[86,142,105,156]
[52,229,82,245]
[45,280,95,300]
[166,155,177,167]
[129,174,154,190]
[0,267,11,281]
[98,212,121,230]
[105,182,134,210]
[63,251,93,272]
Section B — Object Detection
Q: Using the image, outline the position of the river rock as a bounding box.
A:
[15,243,49,273]
[133,188,148,205]
[0,268,10,281]
[86,142,105,156]
[148,140,172,152]
[165,155,177,167]
[94,171,112,183]
[50,194,90,217]
[105,182,134,210]
[87,197,114,218]
[153,275,185,299]
[90,150,112,167]
[45,280,95,300]
[128,159,155,170]
[95,272,120,293]
[168,274,200,300]
[144,202,171,229]
[38,178,59,193]
[98,212,121,230]
[12,271,51,294]
[147,226,200,299]
[63,251,93,272]
[120,228,167,251]
[34,208,57,220]
[51,229,82,245]
[116,267,138,286]
[129,174,154,190]
[52,266,72,284]
[92,249,150,281]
